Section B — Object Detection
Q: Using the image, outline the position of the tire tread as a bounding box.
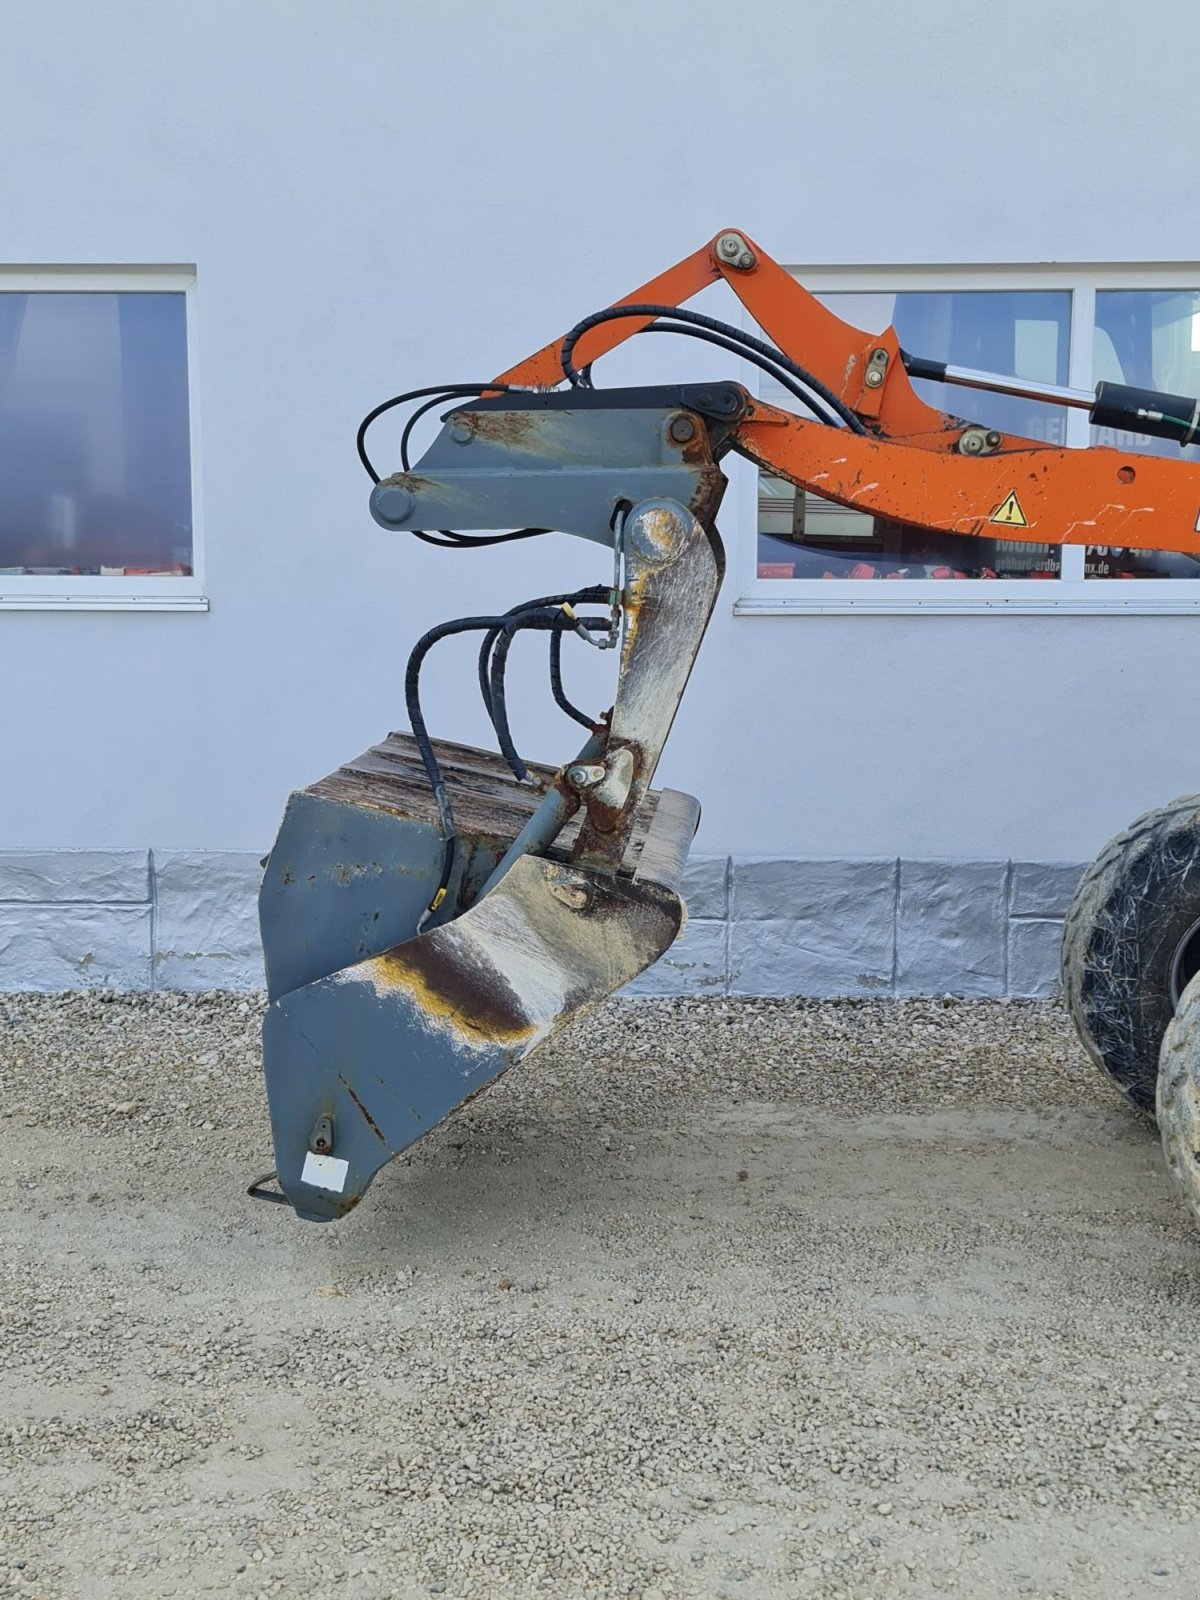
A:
[1062,796,1200,1111]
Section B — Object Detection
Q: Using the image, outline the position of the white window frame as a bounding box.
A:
[0,266,206,612]
[734,262,1200,616]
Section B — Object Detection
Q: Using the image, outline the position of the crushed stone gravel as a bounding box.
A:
[2,992,1199,1600]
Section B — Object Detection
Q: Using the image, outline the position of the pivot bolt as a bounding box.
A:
[373,484,415,524]
[668,414,697,443]
[715,231,756,271]
[957,426,1001,456]
[450,420,473,444]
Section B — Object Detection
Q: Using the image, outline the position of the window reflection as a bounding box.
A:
[0,292,192,577]
[757,288,1070,581]
[1085,290,1200,579]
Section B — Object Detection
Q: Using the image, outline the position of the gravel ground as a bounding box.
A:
[3,992,1200,1600]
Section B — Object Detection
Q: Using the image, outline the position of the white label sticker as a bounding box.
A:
[301,1150,350,1193]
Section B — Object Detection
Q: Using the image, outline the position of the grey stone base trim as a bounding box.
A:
[0,850,265,992]
[625,855,1084,1000]
[0,851,1085,999]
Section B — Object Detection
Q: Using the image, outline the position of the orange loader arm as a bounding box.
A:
[497,229,1200,560]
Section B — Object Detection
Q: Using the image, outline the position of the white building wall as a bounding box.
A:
[3,0,1199,991]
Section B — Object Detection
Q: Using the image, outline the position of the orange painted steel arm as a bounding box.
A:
[494,227,1200,555]
[494,227,956,437]
[493,245,722,388]
[704,232,956,437]
[737,401,1200,556]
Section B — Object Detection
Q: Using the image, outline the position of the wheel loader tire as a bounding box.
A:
[1061,796,1200,1113]
[1157,971,1200,1230]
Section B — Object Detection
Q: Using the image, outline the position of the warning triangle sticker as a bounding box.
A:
[989,491,1028,528]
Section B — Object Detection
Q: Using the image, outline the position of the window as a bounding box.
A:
[0,270,202,610]
[741,267,1200,613]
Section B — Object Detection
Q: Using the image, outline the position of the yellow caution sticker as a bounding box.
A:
[989,491,1028,528]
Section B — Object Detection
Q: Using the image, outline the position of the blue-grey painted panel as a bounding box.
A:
[0,903,153,990]
[258,795,443,1002]
[153,849,264,991]
[732,856,897,924]
[0,851,150,904]
[1009,918,1065,1000]
[896,859,1008,999]
[262,852,684,1219]
[729,913,893,998]
[1010,861,1087,919]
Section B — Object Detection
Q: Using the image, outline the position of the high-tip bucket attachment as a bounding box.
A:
[256,384,729,1220]
[258,736,699,1219]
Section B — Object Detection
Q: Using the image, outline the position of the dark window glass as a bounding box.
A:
[0,291,192,577]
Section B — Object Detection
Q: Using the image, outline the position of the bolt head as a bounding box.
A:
[715,232,755,270]
[450,421,473,444]
[668,414,697,443]
[865,369,884,388]
[960,432,983,454]
[373,484,416,524]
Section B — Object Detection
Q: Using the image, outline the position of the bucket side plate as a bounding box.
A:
[263,853,683,1221]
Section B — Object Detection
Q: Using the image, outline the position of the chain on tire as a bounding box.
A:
[1158,973,1200,1229]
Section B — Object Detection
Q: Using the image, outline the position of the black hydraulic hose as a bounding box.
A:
[477,586,611,723]
[358,384,515,484]
[405,604,611,920]
[549,627,595,729]
[400,390,550,547]
[359,382,551,548]
[635,322,846,428]
[559,303,870,435]
[399,391,459,471]
[488,609,611,780]
[404,610,547,921]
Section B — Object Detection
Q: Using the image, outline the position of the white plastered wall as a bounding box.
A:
[2,0,1200,866]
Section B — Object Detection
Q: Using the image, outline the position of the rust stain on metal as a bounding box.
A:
[637,505,686,558]
[379,472,433,494]
[686,467,725,528]
[369,938,537,1047]
[577,739,644,838]
[338,1074,387,1144]
[456,408,539,448]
